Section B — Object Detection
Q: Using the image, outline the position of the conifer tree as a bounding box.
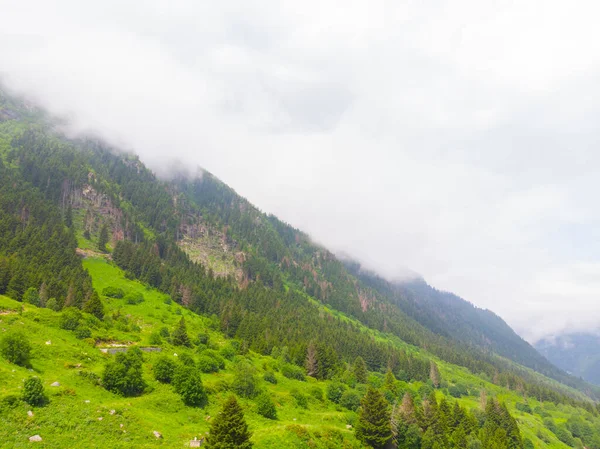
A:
[355,387,392,449]
[206,395,253,449]
[172,317,191,347]
[83,291,104,319]
[353,356,368,384]
[98,223,109,252]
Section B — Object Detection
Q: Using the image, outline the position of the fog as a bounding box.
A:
[3,0,600,342]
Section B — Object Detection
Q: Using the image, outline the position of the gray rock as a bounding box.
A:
[27,410,34,417]
[50,381,60,387]
[29,435,42,442]
[153,431,162,439]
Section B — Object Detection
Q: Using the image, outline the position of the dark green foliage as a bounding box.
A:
[98,223,109,252]
[23,287,40,306]
[340,390,361,411]
[281,364,306,381]
[74,326,92,339]
[124,291,145,305]
[178,353,196,367]
[59,307,82,330]
[255,392,277,419]
[481,399,523,449]
[197,355,220,373]
[232,360,258,398]
[83,292,104,319]
[355,387,392,449]
[172,317,191,347]
[327,382,346,404]
[102,286,125,298]
[153,356,177,383]
[291,389,308,409]
[353,356,368,384]
[148,332,162,345]
[173,365,207,407]
[1,331,32,366]
[102,347,146,396]
[22,376,47,406]
[45,297,59,311]
[263,371,277,384]
[206,395,253,449]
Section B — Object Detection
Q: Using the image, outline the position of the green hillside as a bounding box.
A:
[1,88,600,448]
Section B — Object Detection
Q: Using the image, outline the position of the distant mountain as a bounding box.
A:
[536,333,600,386]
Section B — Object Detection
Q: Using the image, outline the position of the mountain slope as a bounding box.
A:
[536,333,600,386]
[1,88,600,448]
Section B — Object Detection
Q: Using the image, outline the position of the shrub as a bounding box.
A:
[281,364,306,381]
[310,386,324,402]
[23,287,40,306]
[198,355,220,373]
[154,356,177,384]
[263,371,278,384]
[220,345,236,360]
[78,370,101,386]
[232,360,258,398]
[202,350,225,369]
[256,392,277,419]
[326,382,346,404]
[0,394,21,409]
[340,390,361,411]
[148,332,162,345]
[1,331,32,366]
[102,347,146,396]
[196,333,210,345]
[515,402,533,414]
[124,292,145,305]
[45,298,59,311]
[74,326,92,339]
[102,286,125,299]
[291,389,308,409]
[173,366,207,407]
[179,353,196,367]
[22,377,47,406]
[159,327,170,338]
[59,307,82,330]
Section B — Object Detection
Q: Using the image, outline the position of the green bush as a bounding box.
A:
[45,298,59,311]
[232,360,258,398]
[102,286,125,298]
[281,364,306,381]
[22,377,47,406]
[173,366,207,407]
[340,390,361,411]
[23,287,40,306]
[0,394,21,410]
[59,307,82,330]
[220,345,236,360]
[310,386,324,401]
[1,331,32,367]
[327,382,346,404]
[153,356,177,384]
[148,332,162,345]
[74,326,92,339]
[256,392,277,419]
[263,371,278,384]
[197,355,220,373]
[291,389,308,409]
[196,333,210,345]
[124,292,145,305]
[178,353,196,367]
[102,347,146,396]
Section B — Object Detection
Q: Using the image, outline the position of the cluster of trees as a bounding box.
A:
[356,387,523,449]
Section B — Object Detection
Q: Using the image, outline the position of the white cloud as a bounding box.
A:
[2,0,600,342]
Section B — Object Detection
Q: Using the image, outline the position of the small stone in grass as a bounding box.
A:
[29,435,42,442]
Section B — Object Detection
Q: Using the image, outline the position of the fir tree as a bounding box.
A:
[172,317,191,347]
[83,292,104,319]
[353,356,368,384]
[98,223,109,252]
[206,395,253,449]
[355,387,392,449]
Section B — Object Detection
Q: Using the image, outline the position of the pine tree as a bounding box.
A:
[98,223,109,252]
[356,387,392,449]
[172,317,191,347]
[83,291,105,319]
[384,368,397,395]
[353,356,368,384]
[206,395,253,449]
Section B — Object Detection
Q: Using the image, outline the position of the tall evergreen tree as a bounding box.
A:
[353,356,368,384]
[206,395,253,449]
[355,387,392,449]
[172,317,191,347]
[98,223,109,252]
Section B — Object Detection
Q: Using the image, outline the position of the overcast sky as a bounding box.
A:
[2,0,600,342]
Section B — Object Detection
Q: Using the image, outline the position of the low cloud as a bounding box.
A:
[2,0,600,342]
